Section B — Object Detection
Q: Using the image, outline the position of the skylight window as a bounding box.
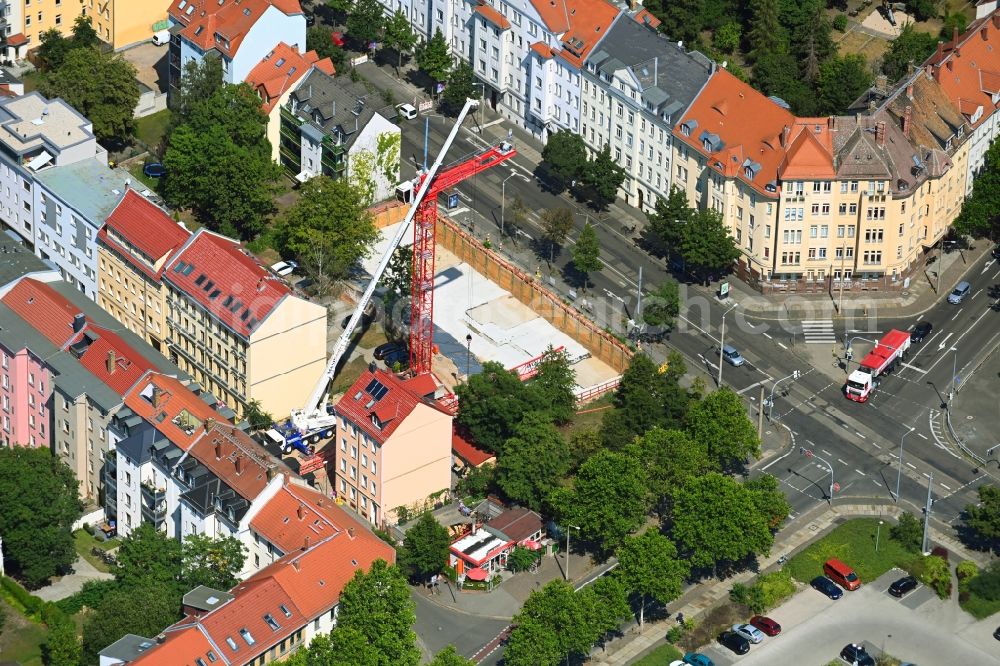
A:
[279,604,292,618]
[225,637,238,651]
[276,58,286,67]
[263,614,280,631]
[239,629,255,646]
[186,6,195,15]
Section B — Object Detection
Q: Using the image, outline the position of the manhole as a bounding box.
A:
[967,415,974,420]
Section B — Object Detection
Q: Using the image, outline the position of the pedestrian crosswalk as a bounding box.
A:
[801,319,836,344]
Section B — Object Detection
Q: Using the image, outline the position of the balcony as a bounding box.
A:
[140,480,166,503]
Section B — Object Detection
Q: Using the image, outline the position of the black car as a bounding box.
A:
[840,643,875,666]
[910,321,933,343]
[993,625,1000,641]
[992,244,1000,260]
[383,348,410,370]
[373,342,405,361]
[888,575,918,597]
[811,575,844,600]
[718,630,750,655]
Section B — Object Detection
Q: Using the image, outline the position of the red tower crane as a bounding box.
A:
[408,141,517,374]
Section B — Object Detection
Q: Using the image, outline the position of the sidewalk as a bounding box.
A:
[590,500,990,665]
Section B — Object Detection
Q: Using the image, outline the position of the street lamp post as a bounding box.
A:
[948,346,959,406]
[799,447,836,502]
[465,333,473,379]
[766,370,801,420]
[875,520,883,552]
[500,172,528,238]
[565,525,580,581]
[895,426,915,502]
[718,302,739,386]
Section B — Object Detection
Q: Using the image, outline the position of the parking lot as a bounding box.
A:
[691,570,999,665]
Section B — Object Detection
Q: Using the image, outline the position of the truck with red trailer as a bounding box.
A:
[844,329,911,402]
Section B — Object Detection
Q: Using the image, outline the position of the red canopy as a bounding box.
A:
[521,539,542,551]
[465,567,489,581]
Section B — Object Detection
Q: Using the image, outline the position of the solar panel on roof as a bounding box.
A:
[209,289,221,300]
[195,274,206,286]
[203,280,215,292]
[182,263,195,276]
[364,378,380,393]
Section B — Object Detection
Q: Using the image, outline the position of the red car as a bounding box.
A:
[749,615,781,637]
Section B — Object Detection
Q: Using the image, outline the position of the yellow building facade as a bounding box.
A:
[84,0,170,50]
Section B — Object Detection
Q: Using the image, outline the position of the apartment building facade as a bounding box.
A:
[166,0,306,102]
[580,14,713,213]
[279,68,401,203]
[333,369,451,527]
[97,189,191,352]
[84,0,170,50]
[0,0,86,60]
[161,228,327,418]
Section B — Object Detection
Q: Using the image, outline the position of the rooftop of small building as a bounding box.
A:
[0,91,94,155]
[34,157,132,223]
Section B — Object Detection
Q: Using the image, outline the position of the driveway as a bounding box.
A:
[33,555,113,602]
[692,569,999,666]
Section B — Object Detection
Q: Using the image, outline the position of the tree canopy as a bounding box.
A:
[346,0,386,48]
[383,9,417,68]
[539,207,575,261]
[571,222,603,282]
[628,427,710,513]
[505,580,599,666]
[582,145,627,209]
[685,387,761,472]
[307,26,347,69]
[442,62,480,115]
[817,54,873,115]
[336,559,419,666]
[399,511,450,583]
[429,645,475,666]
[616,529,690,627]
[964,484,1000,549]
[883,24,938,82]
[285,628,380,666]
[601,353,691,448]
[81,582,183,665]
[496,411,571,511]
[416,29,452,83]
[641,280,681,330]
[180,533,247,591]
[541,130,588,187]
[0,447,82,588]
[954,139,1000,239]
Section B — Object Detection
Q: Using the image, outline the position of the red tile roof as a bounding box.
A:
[925,11,1000,128]
[127,625,217,666]
[1,279,81,347]
[124,373,230,451]
[779,119,836,180]
[163,229,291,339]
[5,33,28,47]
[75,327,156,396]
[101,190,190,278]
[169,0,303,58]
[631,8,661,29]
[187,421,284,500]
[528,0,618,68]
[674,68,794,197]
[334,369,426,445]
[250,479,346,553]
[529,41,553,59]
[247,43,334,113]
[452,429,494,467]
[486,507,543,542]
[474,2,511,30]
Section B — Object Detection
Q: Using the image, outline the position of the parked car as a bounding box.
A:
[910,321,933,343]
[840,643,875,666]
[718,631,751,655]
[811,575,844,600]
[396,102,418,120]
[143,162,167,178]
[749,615,781,637]
[732,622,765,644]
[383,348,410,369]
[824,558,861,591]
[993,625,1000,641]
[669,661,688,666]
[270,260,298,277]
[992,244,1000,260]
[888,575,918,598]
[373,342,406,361]
[947,280,972,304]
[722,344,745,367]
[682,653,714,666]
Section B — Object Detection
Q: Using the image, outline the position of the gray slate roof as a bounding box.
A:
[586,16,713,122]
[0,230,58,285]
[287,70,377,151]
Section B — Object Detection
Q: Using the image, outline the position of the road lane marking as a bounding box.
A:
[856,432,866,439]
[889,452,898,458]
[822,449,832,456]
[837,458,848,465]
[855,469,866,476]
[901,362,927,373]
[737,381,764,394]
[951,310,962,321]
[982,259,995,273]
[871,442,881,449]
[906,462,917,469]
[777,342,788,350]
[872,479,883,487]
[763,332,772,339]
[916,433,928,440]
[940,483,952,491]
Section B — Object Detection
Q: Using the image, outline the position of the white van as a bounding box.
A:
[152,30,170,46]
[396,103,418,120]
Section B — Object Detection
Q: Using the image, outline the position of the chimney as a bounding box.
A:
[72,313,86,333]
[105,350,116,374]
[906,83,914,100]
[902,105,913,138]
[266,466,277,480]
[935,41,944,60]
[876,121,886,146]
[151,387,162,408]
[296,504,305,520]
[993,14,1000,29]
[303,535,311,550]
[347,527,356,538]
[205,417,215,432]
[953,26,959,44]
[291,558,300,571]
[876,73,887,90]
[828,116,836,130]
[235,455,243,475]
[868,99,877,113]
[780,125,790,147]
[982,26,989,41]
[215,439,222,460]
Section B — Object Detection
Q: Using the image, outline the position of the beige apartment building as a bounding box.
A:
[1,0,86,60]
[160,228,327,419]
[671,68,969,294]
[97,189,190,353]
[83,0,170,50]
[333,370,452,527]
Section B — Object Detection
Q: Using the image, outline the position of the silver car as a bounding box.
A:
[732,622,765,644]
[722,344,745,367]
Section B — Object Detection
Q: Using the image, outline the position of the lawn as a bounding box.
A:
[561,393,614,438]
[73,529,116,574]
[0,598,47,666]
[127,162,162,191]
[786,518,915,584]
[135,109,172,152]
[629,642,684,665]
[353,322,389,350]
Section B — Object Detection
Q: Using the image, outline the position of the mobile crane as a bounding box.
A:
[267,99,516,451]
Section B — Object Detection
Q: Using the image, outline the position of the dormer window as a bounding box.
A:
[745,167,754,179]
[185,5,194,15]
[681,125,690,137]
[703,138,713,151]
[371,414,382,430]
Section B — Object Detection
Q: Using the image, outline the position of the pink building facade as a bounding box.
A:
[0,342,52,449]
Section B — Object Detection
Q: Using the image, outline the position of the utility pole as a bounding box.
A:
[936,235,943,295]
[635,266,643,323]
[838,240,847,313]
[922,472,933,555]
[895,427,915,503]
[718,302,738,386]
[757,385,766,437]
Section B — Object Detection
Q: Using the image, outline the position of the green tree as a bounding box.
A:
[554,450,649,556]
[571,222,603,285]
[647,185,693,253]
[382,245,413,302]
[81,583,182,665]
[113,523,182,590]
[399,512,450,583]
[307,25,347,69]
[713,22,741,54]
[940,11,967,39]
[383,9,417,68]
[964,484,1000,548]
[496,412,570,511]
[43,615,81,666]
[71,15,99,49]
[579,574,630,645]
[678,208,741,283]
[789,0,835,82]
[0,448,82,588]
[629,428,710,513]
[602,353,691,448]
[40,47,140,144]
[906,0,938,21]
[748,0,787,61]
[541,130,588,187]
[582,144,627,210]
[336,560,419,666]
[539,207,575,262]
[671,473,773,570]
[416,28,452,84]
[569,428,603,471]
[171,57,224,126]
[37,29,72,71]
[243,398,274,431]
[181,534,246,591]
[883,24,938,82]
[890,511,923,552]
[507,580,597,665]
[528,347,577,424]
[441,61,480,115]
[685,387,760,472]
[744,474,791,530]
[954,139,1000,238]
[346,0,385,48]
[507,546,539,572]
[429,645,474,666]
[275,175,380,285]
[833,14,848,31]
[752,50,816,115]
[456,361,532,453]
[504,614,563,666]
[817,53,873,115]
[617,529,690,627]
[642,280,680,330]
[286,628,380,666]
[656,0,707,45]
